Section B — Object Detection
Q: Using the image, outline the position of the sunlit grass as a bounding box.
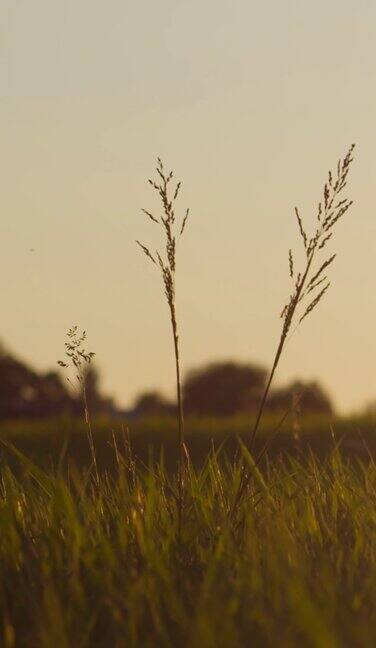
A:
[0,443,375,647]
[0,144,362,646]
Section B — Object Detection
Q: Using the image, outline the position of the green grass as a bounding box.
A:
[0,413,375,473]
[1,439,376,647]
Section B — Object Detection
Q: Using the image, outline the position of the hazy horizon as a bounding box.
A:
[1,1,376,414]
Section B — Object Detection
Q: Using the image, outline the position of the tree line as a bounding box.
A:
[0,348,333,420]
[133,361,334,418]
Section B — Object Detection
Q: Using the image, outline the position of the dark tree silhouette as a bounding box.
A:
[133,391,175,417]
[0,353,72,419]
[268,380,334,415]
[0,348,114,420]
[78,365,115,416]
[183,361,267,416]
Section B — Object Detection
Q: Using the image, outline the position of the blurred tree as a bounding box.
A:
[268,380,334,415]
[0,352,72,418]
[0,347,114,420]
[364,400,376,417]
[37,371,74,417]
[133,391,175,417]
[78,365,115,416]
[183,361,267,416]
[0,353,39,418]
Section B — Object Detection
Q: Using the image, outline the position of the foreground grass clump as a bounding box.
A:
[1,449,376,647]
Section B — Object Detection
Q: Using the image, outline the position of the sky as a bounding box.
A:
[0,0,375,413]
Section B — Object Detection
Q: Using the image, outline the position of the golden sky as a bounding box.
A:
[1,1,375,413]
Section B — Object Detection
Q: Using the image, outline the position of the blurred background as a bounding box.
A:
[0,347,335,421]
[1,0,376,418]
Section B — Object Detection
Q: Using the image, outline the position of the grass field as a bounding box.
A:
[1,421,376,647]
[0,147,369,646]
[0,413,375,472]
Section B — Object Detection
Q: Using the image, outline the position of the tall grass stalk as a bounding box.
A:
[137,158,190,530]
[251,144,355,447]
[233,145,355,510]
[58,326,98,482]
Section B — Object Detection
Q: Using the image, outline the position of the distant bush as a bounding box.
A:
[267,380,334,416]
[133,391,175,417]
[183,361,267,416]
[180,360,333,418]
[0,347,113,420]
[0,351,72,419]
